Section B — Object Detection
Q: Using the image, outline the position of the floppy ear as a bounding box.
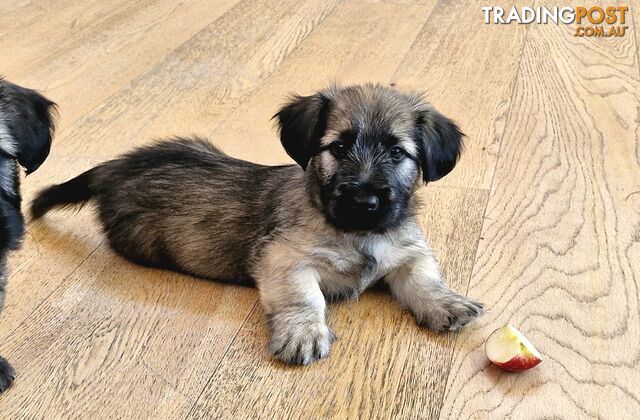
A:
[414,104,464,183]
[273,93,330,170]
[0,79,56,174]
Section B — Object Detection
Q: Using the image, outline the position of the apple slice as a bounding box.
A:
[485,324,542,371]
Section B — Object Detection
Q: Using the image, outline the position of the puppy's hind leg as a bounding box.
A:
[385,248,484,332]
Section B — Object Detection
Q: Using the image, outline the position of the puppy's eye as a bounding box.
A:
[330,141,348,158]
[390,146,405,162]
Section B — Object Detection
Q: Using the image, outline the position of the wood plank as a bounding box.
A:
[52,0,341,160]
[3,0,242,128]
[208,0,437,165]
[0,247,230,418]
[391,0,528,190]
[190,186,487,419]
[633,0,640,71]
[441,15,640,420]
[366,0,432,4]
[0,0,133,53]
[0,156,103,343]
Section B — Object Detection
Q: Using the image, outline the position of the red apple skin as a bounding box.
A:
[492,353,542,372]
[485,325,543,372]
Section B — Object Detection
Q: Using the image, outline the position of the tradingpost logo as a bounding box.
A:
[482,5,629,37]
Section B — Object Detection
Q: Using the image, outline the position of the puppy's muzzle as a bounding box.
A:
[334,183,390,224]
[350,189,379,212]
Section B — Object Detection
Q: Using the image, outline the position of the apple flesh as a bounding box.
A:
[485,324,542,371]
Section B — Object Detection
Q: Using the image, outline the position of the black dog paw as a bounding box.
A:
[0,356,16,393]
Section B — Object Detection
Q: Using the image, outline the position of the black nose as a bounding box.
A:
[352,192,379,212]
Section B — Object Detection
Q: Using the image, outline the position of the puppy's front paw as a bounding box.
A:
[0,356,15,393]
[267,311,336,365]
[416,294,484,332]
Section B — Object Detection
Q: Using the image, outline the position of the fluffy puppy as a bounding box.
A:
[0,78,56,391]
[32,84,482,365]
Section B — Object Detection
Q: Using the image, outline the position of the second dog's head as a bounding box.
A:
[0,78,56,251]
[274,84,463,232]
[0,78,57,175]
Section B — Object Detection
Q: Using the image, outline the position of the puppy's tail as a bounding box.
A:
[31,168,98,219]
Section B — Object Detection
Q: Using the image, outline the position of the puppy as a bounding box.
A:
[32,84,483,365]
[0,78,56,391]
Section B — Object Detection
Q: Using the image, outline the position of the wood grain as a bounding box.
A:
[53,0,341,160]
[392,0,528,190]
[3,0,242,127]
[208,0,436,164]
[0,156,104,345]
[0,0,134,62]
[633,0,640,66]
[441,10,640,420]
[1,247,216,418]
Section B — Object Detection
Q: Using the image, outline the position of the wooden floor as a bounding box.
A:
[1,0,640,418]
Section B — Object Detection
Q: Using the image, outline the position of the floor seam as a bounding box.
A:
[631,4,640,81]
[426,184,490,193]
[141,359,196,405]
[183,299,259,419]
[49,0,243,142]
[388,0,443,84]
[0,240,104,347]
[432,21,532,420]
[203,0,345,142]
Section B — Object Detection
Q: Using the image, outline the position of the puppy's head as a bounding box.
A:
[0,78,57,174]
[275,84,463,232]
